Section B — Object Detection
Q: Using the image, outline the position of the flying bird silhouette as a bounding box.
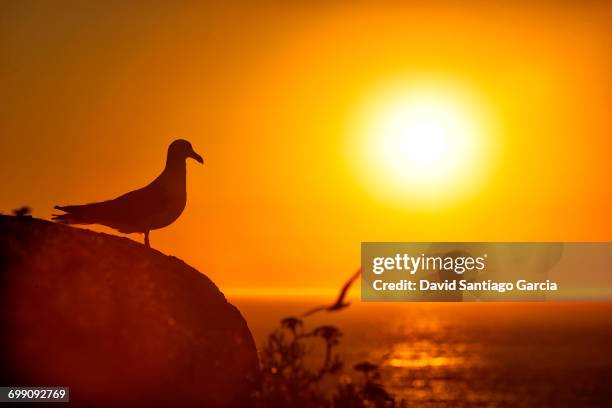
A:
[302,269,361,317]
[53,139,203,248]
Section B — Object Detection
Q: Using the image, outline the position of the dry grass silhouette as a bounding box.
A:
[12,205,32,217]
[255,316,403,408]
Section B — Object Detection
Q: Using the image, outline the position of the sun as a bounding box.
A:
[348,77,496,209]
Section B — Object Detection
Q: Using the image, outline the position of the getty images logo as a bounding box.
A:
[371,252,487,275]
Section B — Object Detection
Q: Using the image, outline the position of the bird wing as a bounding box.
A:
[302,305,328,317]
[334,268,361,306]
[301,269,361,317]
[54,184,173,232]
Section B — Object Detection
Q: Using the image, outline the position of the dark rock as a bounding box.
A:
[0,215,259,407]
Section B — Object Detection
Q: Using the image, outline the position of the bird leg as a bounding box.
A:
[144,230,150,248]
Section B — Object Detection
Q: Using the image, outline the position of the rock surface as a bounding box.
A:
[0,215,259,407]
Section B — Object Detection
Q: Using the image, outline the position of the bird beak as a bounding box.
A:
[190,150,204,164]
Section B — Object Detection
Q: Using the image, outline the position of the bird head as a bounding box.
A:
[168,139,204,164]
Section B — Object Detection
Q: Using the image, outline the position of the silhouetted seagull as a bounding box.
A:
[302,269,361,317]
[53,139,203,248]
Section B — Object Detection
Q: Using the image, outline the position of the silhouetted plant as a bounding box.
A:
[256,317,400,408]
[12,206,32,217]
[334,362,397,408]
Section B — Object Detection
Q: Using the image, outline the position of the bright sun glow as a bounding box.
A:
[349,78,497,208]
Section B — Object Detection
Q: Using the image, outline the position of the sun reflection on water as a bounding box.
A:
[388,355,464,368]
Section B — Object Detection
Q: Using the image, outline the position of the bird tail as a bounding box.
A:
[301,305,326,317]
[52,204,101,225]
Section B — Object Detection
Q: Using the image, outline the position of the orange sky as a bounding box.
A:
[1,1,611,293]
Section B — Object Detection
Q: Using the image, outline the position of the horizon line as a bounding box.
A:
[224,287,359,299]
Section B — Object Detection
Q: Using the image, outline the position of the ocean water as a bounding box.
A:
[231,298,612,407]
